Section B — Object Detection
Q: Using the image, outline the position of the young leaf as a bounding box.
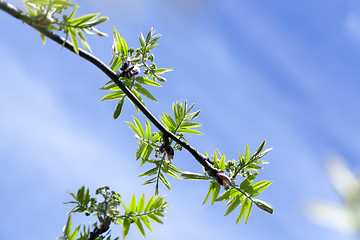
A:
[77,30,91,52]
[144,196,154,212]
[249,180,273,197]
[123,218,131,239]
[134,84,157,102]
[138,167,158,177]
[133,217,145,237]
[100,91,125,101]
[140,216,152,231]
[113,98,125,119]
[215,188,240,202]
[225,195,242,216]
[137,194,146,213]
[253,199,274,214]
[181,171,210,180]
[68,27,79,55]
[136,77,162,87]
[211,182,221,205]
[129,194,137,213]
[237,198,249,224]
[244,200,253,224]
[244,144,250,164]
[147,214,163,224]
[203,181,214,204]
[40,32,46,45]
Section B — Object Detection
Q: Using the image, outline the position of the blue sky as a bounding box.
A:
[1,0,360,239]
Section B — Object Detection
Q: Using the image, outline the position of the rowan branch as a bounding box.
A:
[0,0,221,180]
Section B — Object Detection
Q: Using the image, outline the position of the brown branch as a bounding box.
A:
[0,0,221,181]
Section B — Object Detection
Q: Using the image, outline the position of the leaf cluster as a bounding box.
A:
[125,100,202,195]
[59,186,167,240]
[24,0,108,53]
[181,142,273,224]
[102,28,172,119]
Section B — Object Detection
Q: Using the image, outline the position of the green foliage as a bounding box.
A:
[24,0,107,53]
[11,0,275,235]
[101,28,172,119]
[180,142,273,224]
[124,101,202,195]
[59,186,167,240]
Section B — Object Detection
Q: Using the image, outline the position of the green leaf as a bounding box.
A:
[219,154,226,171]
[237,198,249,224]
[146,28,153,43]
[77,186,85,204]
[110,56,122,71]
[68,5,77,20]
[140,216,152,231]
[69,225,80,240]
[129,194,137,213]
[126,121,141,139]
[253,199,274,214]
[100,91,125,101]
[215,188,240,202]
[147,214,163,224]
[249,180,273,197]
[84,188,90,205]
[181,171,210,180]
[239,173,258,190]
[113,98,125,119]
[211,182,221,205]
[131,88,145,113]
[258,148,273,159]
[136,77,162,87]
[77,30,91,52]
[142,177,157,185]
[144,196,154,212]
[161,165,181,179]
[40,32,45,45]
[177,127,203,135]
[68,27,79,55]
[123,218,131,239]
[145,120,152,141]
[159,173,171,190]
[203,181,214,205]
[153,68,173,75]
[133,116,145,138]
[64,215,72,237]
[113,27,128,56]
[133,217,145,237]
[225,195,242,216]
[83,16,108,27]
[244,144,250,164]
[250,140,265,160]
[134,83,157,102]
[138,167,158,177]
[137,194,146,213]
[68,13,99,26]
[244,200,253,224]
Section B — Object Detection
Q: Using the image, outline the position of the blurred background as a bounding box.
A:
[1,0,360,239]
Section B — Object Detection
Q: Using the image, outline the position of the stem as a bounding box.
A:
[230,183,253,203]
[0,0,219,179]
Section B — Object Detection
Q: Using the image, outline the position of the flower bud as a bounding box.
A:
[120,57,130,71]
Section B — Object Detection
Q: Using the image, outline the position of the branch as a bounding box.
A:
[0,0,221,180]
